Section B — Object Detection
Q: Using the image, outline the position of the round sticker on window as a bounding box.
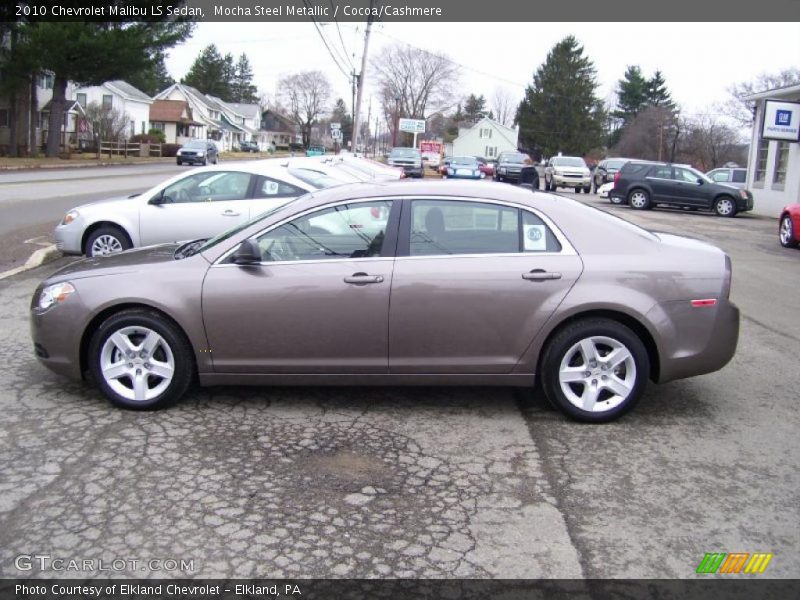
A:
[524,224,546,251]
[264,181,279,195]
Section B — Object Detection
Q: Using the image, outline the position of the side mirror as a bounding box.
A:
[232,239,262,265]
[696,178,704,185]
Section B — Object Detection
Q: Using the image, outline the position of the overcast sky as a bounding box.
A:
[165,22,800,119]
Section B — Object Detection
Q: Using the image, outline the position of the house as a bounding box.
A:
[227,102,268,149]
[261,110,300,150]
[73,80,152,139]
[39,98,86,149]
[0,72,76,154]
[450,117,519,159]
[744,83,800,217]
[149,100,202,144]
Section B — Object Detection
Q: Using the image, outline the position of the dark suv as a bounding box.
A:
[494,151,532,184]
[610,161,754,217]
[593,158,638,193]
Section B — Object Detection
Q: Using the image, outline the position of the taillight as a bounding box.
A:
[613,171,621,184]
[691,299,717,308]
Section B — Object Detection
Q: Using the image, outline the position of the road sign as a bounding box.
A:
[398,118,425,134]
[331,129,342,140]
[330,122,341,131]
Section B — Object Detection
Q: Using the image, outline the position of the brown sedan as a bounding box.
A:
[30,181,739,422]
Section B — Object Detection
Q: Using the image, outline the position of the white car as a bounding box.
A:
[598,181,614,199]
[329,153,404,181]
[55,162,318,257]
[544,156,592,193]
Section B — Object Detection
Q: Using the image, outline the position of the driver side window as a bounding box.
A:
[160,171,253,204]
[255,201,393,262]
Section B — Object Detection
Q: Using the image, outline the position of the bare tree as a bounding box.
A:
[722,67,800,128]
[372,44,459,145]
[278,70,332,147]
[680,114,745,171]
[84,102,131,142]
[612,105,681,162]
[491,86,517,127]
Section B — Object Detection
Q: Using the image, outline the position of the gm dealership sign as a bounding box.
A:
[762,100,800,141]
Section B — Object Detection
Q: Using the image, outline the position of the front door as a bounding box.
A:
[139,170,255,245]
[388,199,583,374]
[202,199,398,374]
[672,166,709,208]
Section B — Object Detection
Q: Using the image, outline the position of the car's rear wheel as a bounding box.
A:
[780,214,798,248]
[176,159,182,165]
[610,195,623,205]
[628,189,651,210]
[540,318,649,422]
[88,309,194,410]
[85,225,131,257]
[714,196,737,217]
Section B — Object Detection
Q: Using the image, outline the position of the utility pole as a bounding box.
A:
[351,0,374,156]
[364,97,372,155]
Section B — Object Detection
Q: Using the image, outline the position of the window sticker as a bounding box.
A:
[524,224,546,251]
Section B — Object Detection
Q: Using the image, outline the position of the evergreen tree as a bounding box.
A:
[128,52,174,97]
[613,65,649,124]
[331,98,353,146]
[182,44,234,100]
[516,36,605,157]
[646,70,675,110]
[25,8,192,157]
[231,53,258,103]
[463,94,487,124]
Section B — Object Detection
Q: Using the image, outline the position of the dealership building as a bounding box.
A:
[745,84,800,217]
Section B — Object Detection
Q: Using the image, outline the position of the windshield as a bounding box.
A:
[451,156,478,166]
[184,140,206,149]
[553,157,586,168]
[390,148,419,158]
[606,160,625,169]
[197,196,308,253]
[688,167,713,184]
[287,168,346,189]
[500,153,528,164]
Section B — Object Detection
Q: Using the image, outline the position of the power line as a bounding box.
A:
[329,0,354,71]
[303,0,351,81]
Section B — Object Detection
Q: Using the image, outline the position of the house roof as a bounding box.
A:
[262,109,296,133]
[452,117,518,148]
[744,83,800,101]
[40,99,85,115]
[106,80,152,103]
[149,100,201,125]
[227,102,260,119]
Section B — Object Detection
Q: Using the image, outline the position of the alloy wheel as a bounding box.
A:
[91,235,123,256]
[558,336,636,413]
[715,198,734,216]
[780,216,795,246]
[100,326,175,402]
[629,191,648,209]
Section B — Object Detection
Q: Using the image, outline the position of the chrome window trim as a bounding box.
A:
[212,194,577,267]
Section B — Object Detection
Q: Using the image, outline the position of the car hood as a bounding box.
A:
[72,194,144,213]
[46,244,184,282]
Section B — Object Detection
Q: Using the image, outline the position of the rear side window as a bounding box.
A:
[253,176,306,198]
[648,166,672,179]
[621,163,649,175]
[408,200,560,256]
[732,170,746,183]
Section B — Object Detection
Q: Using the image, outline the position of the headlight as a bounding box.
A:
[38,282,75,311]
[197,151,205,156]
[499,167,506,174]
[62,210,79,225]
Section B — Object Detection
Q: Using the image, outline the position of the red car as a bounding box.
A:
[779,203,800,248]
[477,157,495,177]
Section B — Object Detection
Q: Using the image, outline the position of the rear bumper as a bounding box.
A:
[651,298,740,383]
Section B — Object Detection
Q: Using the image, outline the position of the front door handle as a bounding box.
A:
[522,269,562,281]
[344,272,384,285]
[222,209,240,217]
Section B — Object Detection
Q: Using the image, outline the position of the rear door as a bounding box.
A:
[644,165,676,204]
[388,198,583,374]
[139,170,255,245]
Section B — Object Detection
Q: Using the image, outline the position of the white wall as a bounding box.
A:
[75,84,151,138]
[452,120,517,158]
[747,98,800,217]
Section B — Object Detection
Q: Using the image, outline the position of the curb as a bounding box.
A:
[0,159,174,172]
[0,244,60,281]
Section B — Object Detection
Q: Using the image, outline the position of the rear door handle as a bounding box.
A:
[344,272,384,285]
[522,269,562,281]
[222,209,240,216]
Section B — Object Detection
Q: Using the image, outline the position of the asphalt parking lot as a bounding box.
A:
[0,186,798,579]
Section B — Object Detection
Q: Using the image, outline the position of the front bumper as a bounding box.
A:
[30,287,88,380]
[177,154,207,163]
[553,175,591,187]
[54,224,84,255]
[496,167,522,180]
[737,195,754,212]
[397,165,423,178]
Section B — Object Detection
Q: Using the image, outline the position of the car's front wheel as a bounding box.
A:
[88,309,194,410]
[714,196,737,218]
[780,214,798,248]
[84,225,131,257]
[540,318,650,422]
[628,189,651,210]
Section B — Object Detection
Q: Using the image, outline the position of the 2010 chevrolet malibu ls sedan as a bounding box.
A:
[30,181,739,422]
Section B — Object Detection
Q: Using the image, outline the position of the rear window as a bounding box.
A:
[621,162,650,175]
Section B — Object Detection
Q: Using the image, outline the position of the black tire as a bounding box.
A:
[88,309,194,410]
[201,157,207,166]
[780,214,798,248]
[176,159,182,166]
[628,188,651,210]
[610,195,623,205]
[539,318,650,423]
[713,196,737,218]
[575,186,582,194]
[583,186,591,194]
[84,225,132,257]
